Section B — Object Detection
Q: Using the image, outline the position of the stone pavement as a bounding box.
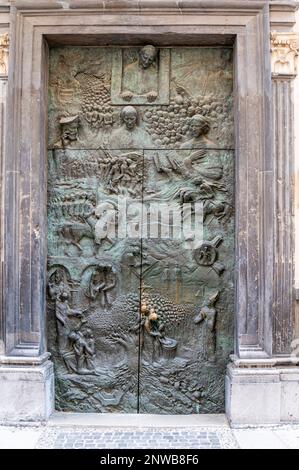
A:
[0,413,299,449]
[36,426,237,449]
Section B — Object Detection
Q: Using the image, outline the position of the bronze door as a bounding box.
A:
[47,45,234,413]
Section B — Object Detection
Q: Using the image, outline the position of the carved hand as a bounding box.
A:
[146,91,158,102]
[121,91,133,101]
[194,312,205,324]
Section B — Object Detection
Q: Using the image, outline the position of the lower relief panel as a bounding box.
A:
[138,246,234,414]
[47,262,142,413]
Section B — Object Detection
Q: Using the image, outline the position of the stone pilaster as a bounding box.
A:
[271,31,297,355]
[226,30,299,427]
[0,18,54,424]
[0,32,9,356]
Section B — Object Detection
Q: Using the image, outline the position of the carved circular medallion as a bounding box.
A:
[194,242,217,266]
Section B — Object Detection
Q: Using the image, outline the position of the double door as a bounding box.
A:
[47,45,234,413]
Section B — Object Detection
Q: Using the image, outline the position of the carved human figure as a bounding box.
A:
[98,157,111,179]
[194,291,219,362]
[146,308,167,363]
[57,213,96,255]
[68,328,96,374]
[48,269,70,300]
[121,45,158,102]
[93,203,117,249]
[122,242,144,272]
[54,292,87,373]
[110,105,153,149]
[180,114,223,180]
[181,114,214,151]
[54,115,79,148]
[100,150,142,195]
[135,305,166,363]
[88,269,105,301]
[84,329,96,371]
[203,199,232,222]
[87,266,116,307]
[130,303,148,351]
[153,150,183,177]
[101,266,117,306]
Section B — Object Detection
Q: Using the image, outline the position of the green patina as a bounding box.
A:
[47,45,234,414]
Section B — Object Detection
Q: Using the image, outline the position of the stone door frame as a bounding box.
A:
[0,0,296,425]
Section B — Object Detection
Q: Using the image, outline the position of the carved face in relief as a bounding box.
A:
[53,269,63,284]
[60,292,69,302]
[121,106,138,130]
[189,114,210,138]
[139,45,157,69]
[60,115,79,142]
[85,328,93,339]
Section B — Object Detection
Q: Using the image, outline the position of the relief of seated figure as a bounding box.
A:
[121,45,158,103]
[180,114,223,180]
[109,105,153,149]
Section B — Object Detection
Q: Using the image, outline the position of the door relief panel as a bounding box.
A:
[47,46,234,413]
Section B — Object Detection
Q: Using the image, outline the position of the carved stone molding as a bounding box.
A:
[270,32,299,77]
[270,0,298,29]
[0,33,8,76]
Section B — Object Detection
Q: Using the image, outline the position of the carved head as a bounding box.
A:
[69,331,79,342]
[60,292,69,301]
[139,45,157,69]
[52,269,63,284]
[149,309,158,321]
[120,106,138,130]
[60,115,79,141]
[141,304,148,315]
[189,114,210,138]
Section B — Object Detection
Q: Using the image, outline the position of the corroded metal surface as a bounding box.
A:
[47,45,234,413]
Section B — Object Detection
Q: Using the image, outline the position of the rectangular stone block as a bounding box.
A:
[281,373,299,422]
[0,361,54,424]
[226,366,281,426]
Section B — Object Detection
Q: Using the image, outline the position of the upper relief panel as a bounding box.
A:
[111,46,170,105]
[48,46,234,150]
